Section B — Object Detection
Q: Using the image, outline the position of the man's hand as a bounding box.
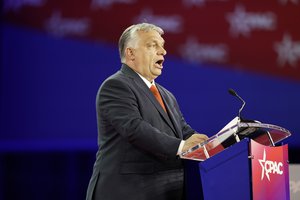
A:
[182,133,208,152]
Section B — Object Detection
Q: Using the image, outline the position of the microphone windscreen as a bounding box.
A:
[228,88,237,96]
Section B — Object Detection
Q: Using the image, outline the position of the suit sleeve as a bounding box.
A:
[98,78,181,160]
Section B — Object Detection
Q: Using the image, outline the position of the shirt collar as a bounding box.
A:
[136,72,155,88]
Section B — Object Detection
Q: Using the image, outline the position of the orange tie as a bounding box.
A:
[150,85,167,112]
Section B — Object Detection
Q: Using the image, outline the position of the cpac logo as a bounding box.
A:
[180,37,228,63]
[226,5,276,38]
[258,149,283,181]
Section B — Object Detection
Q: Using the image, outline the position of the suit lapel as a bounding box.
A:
[156,85,181,138]
[135,80,177,135]
[120,65,177,135]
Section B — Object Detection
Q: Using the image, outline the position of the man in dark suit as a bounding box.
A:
[86,23,208,200]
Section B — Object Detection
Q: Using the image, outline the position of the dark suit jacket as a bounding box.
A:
[86,64,195,200]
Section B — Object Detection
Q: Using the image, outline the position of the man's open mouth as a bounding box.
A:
[155,59,164,67]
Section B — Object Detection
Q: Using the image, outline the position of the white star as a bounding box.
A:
[226,5,251,37]
[274,34,300,68]
[258,149,270,181]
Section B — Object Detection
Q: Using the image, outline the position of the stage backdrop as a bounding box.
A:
[1,1,300,199]
[1,0,299,150]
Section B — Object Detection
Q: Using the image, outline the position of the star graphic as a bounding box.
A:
[258,149,270,181]
[274,34,300,68]
[226,5,251,37]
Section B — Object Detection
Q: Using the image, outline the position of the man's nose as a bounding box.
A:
[158,46,167,56]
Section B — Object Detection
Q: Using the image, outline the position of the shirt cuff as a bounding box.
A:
[177,140,185,155]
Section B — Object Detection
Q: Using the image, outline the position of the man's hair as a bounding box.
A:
[118,23,164,63]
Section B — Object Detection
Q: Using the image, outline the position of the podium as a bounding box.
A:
[182,118,291,200]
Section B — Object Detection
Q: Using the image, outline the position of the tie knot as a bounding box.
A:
[150,85,159,94]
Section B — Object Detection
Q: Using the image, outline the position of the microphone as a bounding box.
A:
[228,88,246,121]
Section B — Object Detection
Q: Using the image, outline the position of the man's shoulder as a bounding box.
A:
[104,65,136,81]
[103,70,131,83]
[100,70,129,87]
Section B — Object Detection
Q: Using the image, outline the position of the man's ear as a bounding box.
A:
[125,48,135,61]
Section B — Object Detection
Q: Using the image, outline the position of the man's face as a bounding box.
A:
[130,30,167,82]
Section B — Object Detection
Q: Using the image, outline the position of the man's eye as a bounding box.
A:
[147,44,155,48]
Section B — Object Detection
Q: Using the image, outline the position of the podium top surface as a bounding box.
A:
[180,118,291,161]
